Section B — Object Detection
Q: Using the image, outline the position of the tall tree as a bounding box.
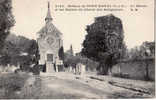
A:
[25,39,40,65]
[70,45,74,56]
[59,46,64,61]
[0,0,15,53]
[82,14,125,75]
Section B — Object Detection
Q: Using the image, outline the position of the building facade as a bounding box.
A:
[37,2,63,73]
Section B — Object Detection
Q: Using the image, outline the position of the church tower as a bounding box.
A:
[45,2,52,23]
[37,2,63,73]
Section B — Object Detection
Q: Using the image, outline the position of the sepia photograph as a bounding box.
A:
[0,0,155,99]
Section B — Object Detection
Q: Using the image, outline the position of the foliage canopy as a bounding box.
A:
[0,0,15,52]
[82,14,125,74]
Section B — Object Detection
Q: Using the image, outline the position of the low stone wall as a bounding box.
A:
[112,58,155,81]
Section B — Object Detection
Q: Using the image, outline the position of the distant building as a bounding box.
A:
[37,2,63,73]
[66,45,74,56]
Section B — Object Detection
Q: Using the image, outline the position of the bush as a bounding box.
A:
[32,64,40,75]
[0,73,29,98]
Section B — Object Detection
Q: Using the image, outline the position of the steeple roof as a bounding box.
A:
[37,1,62,37]
[45,2,52,21]
[38,22,62,36]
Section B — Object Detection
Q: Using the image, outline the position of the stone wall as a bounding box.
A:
[111,58,155,81]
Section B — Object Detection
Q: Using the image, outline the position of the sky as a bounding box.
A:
[11,0,154,53]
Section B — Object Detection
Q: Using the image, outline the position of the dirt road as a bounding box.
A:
[23,72,154,99]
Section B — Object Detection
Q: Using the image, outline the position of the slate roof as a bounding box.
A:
[37,23,62,36]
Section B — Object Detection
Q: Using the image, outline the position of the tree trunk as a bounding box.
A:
[108,67,112,75]
[99,62,109,75]
[145,62,149,80]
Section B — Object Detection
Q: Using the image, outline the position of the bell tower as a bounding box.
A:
[45,2,52,24]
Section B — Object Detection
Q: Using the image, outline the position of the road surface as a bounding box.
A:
[20,72,154,99]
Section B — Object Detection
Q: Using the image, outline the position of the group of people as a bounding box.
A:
[68,63,86,75]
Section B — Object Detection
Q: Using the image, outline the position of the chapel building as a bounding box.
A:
[37,2,63,73]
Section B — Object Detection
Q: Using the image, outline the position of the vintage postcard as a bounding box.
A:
[0,0,154,99]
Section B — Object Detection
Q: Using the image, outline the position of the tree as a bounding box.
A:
[0,0,15,53]
[70,45,74,56]
[126,41,155,60]
[140,41,155,57]
[0,40,20,66]
[82,14,125,75]
[139,41,155,80]
[59,46,64,61]
[1,33,40,70]
[16,36,31,53]
[26,39,40,64]
[128,46,142,60]
[27,40,38,55]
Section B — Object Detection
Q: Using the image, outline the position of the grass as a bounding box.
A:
[0,73,29,99]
